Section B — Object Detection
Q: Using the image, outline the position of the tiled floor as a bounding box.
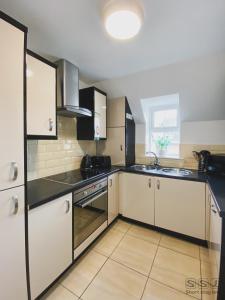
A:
[42,220,218,300]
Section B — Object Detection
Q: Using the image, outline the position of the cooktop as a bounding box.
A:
[45,168,110,185]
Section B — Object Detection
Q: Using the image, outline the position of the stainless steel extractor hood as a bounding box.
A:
[56,59,92,118]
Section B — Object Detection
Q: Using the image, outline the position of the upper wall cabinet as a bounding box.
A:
[77,87,107,140]
[26,50,57,139]
[0,16,26,191]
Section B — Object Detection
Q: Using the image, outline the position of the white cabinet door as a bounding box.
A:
[26,53,56,137]
[155,178,206,239]
[108,173,119,224]
[120,173,155,225]
[102,127,125,165]
[94,90,107,139]
[0,19,25,190]
[29,194,73,299]
[209,194,222,273]
[0,186,27,300]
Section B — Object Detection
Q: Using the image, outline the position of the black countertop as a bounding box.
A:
[27,167,119,209]
[27,165,225,217]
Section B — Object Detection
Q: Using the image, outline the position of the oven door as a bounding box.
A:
[73,188,108,249]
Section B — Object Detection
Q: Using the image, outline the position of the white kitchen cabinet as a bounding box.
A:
[209,192,222,273]
[29,194,73,299]
[0,18,25,191]
[26,51,57,139]
[120,173,155,225]
[108,173,119,224]
[77,87,107,140]
[94,89,107,139]
[155,177,206,239]
[0,186,27,300]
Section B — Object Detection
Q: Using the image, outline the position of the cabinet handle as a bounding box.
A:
[157,180,160,190]
[109,179,113,187]
[11,162,18,181]
[12,196,19,215]
[65,200,70,213]
[49,118,53,132]
[148,178,151,188]
[120,145,123,151]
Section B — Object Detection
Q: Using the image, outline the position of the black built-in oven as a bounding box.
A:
[73,178,108,252]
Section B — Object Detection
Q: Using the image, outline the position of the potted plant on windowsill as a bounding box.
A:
[155,136,171,157]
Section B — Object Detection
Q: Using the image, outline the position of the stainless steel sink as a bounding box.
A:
[161,168,192,176]
[130,165,156,171]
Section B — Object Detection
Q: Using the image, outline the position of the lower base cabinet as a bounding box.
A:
[29,194,73,299]
[0,186,27,300]
[120,173,155,225]
[155,177,206,240]
[108,173,119,224]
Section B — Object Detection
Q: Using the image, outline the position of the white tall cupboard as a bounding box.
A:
[0,14,27,300]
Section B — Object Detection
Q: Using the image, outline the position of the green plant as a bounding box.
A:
[155,135,171,150]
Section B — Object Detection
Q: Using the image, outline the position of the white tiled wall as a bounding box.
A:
[27,116,96,180]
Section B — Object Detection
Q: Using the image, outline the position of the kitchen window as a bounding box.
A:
[143,94,180,158]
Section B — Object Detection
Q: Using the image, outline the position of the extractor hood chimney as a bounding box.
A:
[56,59,92,118]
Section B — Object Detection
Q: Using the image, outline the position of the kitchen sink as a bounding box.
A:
[129,165,156,171]
[161,168,193,176]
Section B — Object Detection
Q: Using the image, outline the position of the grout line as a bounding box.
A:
[157,244,201,261]
[79,224,128,298]
[60,283,80,299]
[149,278,201,300]
[140,237,160,300]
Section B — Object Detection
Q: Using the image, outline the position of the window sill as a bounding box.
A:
[145,154,182,160]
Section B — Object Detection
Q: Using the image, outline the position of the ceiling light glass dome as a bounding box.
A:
[103,0,144,40]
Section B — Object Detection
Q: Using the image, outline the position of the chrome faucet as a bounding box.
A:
[148,151,160,167]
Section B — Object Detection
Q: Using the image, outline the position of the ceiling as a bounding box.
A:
[1,0,225,82]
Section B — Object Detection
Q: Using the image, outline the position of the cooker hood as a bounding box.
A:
[56,59,92,118]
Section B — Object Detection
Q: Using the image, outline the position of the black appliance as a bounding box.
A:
[207,154,225,175]
[91,155,111,169]
[73,178,108,257]
[80,154,93,170]
[80,155,111,170]
[193,150,211,172]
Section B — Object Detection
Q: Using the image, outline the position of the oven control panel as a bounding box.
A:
[73,178,107,203]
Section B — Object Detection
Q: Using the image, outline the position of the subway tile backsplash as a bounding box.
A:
[27,116,96,181]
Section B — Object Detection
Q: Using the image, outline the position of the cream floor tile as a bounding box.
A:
[127,224,161,245]
[142,278,195,300]
[42,284,78,300]
[201,261,218,300]
[111,219,131,233]
[160,234,200,258]
[200,247,215,264]
[150,247,201,299]
[93,227,125,257]
[111,234,157,275]
[81,259,147,300]
[61,250,107,297]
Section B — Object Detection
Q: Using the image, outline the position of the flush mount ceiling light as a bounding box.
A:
[103,0,144,40]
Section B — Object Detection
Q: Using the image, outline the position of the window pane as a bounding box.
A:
[150,131,179,157]
[153,109,178,128]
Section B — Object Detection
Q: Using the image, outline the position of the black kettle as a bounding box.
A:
[193,150,211,172]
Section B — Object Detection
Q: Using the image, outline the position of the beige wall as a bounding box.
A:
[27,116,96,181]
[136,143,225,169]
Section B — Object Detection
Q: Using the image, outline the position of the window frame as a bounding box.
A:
[146,103,180,158]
